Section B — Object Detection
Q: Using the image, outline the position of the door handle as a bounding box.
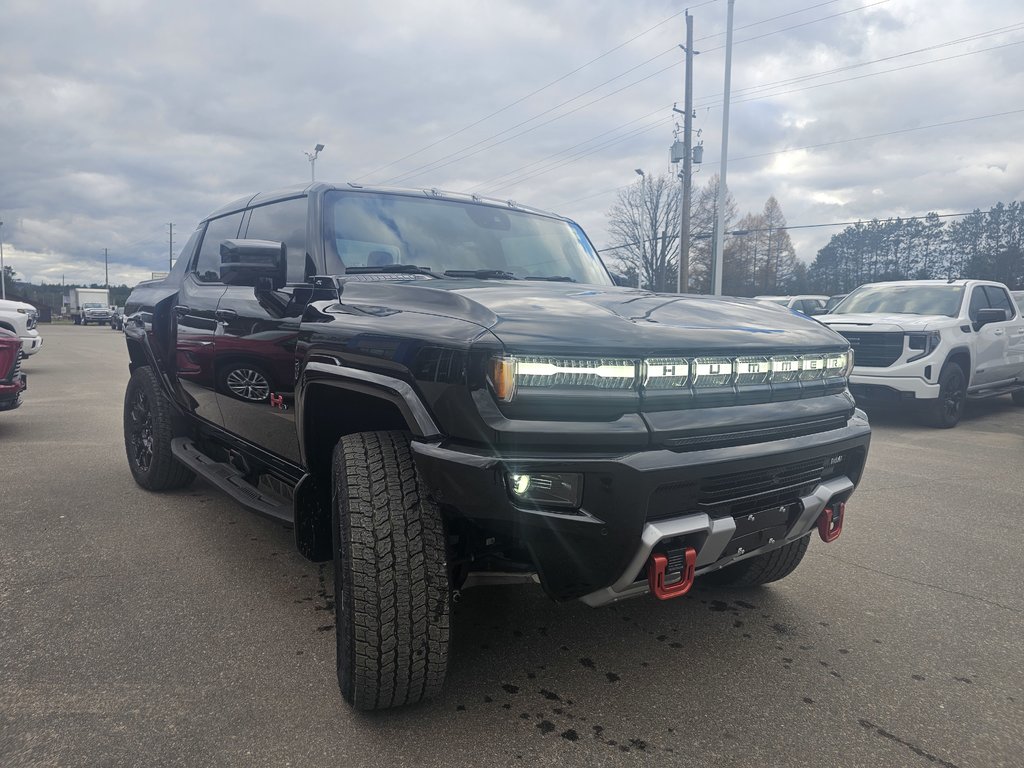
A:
[994,328,1005,336]
[215,309,237,322]
[173,305,190,317]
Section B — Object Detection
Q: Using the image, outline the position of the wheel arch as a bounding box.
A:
[292,363,441,562]
[943,346,972,382]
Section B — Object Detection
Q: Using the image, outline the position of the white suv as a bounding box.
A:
[0,299,43,357]
[753,295,830,315]
[820,280,1024,427]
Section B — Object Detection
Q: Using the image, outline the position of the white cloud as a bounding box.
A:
[0,0,1022,286]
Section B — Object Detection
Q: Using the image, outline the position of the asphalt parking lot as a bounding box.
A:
[2,324,1022,767]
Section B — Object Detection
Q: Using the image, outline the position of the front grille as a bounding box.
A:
[647,457,832,521]
[662,415,848,451]
[837,331,903,367]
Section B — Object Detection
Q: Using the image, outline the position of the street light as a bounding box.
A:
[304,143,325,182]
[634,168,645,178]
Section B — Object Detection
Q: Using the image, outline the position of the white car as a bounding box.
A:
[0,299,43,356]
[820,280,1024,427]
[753,295,830,315]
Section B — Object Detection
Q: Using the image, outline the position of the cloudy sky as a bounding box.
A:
[1,0,1022,287]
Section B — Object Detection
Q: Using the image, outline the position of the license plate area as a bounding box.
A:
[723,502,800,557]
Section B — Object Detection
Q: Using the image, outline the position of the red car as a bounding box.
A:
[0,328,26,411]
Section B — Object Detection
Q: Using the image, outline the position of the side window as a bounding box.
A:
[983,286,1014,319]
[243,197,310,283]
[968,287,990,322]
[194,213,245,283]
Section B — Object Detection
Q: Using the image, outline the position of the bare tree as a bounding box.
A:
[606,173,681,292]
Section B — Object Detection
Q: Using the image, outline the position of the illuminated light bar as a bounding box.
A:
[692,357,733,388]
[513,357,637,390]
[799,354,827,380]
[770,355,801,383]
[644,357,690,389]
[488,349,853,402]
[734,356,771,385]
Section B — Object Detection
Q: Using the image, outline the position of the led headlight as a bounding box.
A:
[907,331,941,362]
[488,356,637,402]
[771,355,801,383]
[734,356,771,385]
[799,354,827,380]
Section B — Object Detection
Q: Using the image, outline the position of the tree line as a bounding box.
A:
[606,175,1024,295]
[807,201,1024,293]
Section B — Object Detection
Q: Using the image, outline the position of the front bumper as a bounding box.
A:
[21,333,42,356]
[849,371,939,401]
[0,374,26,411]
[413,412,871,602]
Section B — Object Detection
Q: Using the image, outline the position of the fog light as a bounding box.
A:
[506,472,582,508]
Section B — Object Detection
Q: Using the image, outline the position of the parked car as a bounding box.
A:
[824,293,848,312]
[0,327,27,411]
[753,295,830,315]
[1011,290,1024,312]
[0,298,43,357]
[110,307,126,330]
[820,279,1024,427]
[122,182,870,710]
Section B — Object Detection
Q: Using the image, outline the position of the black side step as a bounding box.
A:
[967,383,1024,400]
[171,438,293,523]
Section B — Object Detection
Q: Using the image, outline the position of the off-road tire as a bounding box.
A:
[332,431,450,710]
[703,536,810,587]
[920,362,966,428]
[1011,389,1024,406]
[123,366,195,491]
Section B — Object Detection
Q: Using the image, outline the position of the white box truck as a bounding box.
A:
[67,288,112,326]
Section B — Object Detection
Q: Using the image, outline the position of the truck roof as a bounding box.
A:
[203,182,570,224]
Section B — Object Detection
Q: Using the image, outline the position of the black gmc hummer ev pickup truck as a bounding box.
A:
[122,183,871,710]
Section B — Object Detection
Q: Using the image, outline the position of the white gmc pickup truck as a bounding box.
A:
[0,299,43,358]
[820,280,1024,428]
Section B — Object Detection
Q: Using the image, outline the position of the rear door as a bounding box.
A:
[174,212,243,424]
[983,285,1024,381]
[213,196,311,463]
[967,286,1008,387]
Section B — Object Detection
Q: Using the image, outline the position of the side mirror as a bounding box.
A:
[220,239,286,290]
[975,307,1008,329]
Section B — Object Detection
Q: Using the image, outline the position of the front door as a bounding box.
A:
[213,196,310,463]
[174,211,244,424]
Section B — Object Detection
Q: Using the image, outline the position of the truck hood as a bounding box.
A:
[335,278,848,354]
[820,313,955,333]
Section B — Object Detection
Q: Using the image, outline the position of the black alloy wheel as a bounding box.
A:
[123,366,195,490]
[922,362,966,428]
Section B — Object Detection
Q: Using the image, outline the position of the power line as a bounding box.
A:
[720,108,1024,164]
[378,0,885,185]
[354,3,718,182]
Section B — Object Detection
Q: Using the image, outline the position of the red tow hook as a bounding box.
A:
[648,547,697,600]
[817,501,846,543]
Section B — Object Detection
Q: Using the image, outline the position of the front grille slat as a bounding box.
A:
[647,457,830,522]
[838,331,903,367]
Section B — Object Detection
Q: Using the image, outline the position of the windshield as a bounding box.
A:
[325,191,612,285]
[833,284,965,317]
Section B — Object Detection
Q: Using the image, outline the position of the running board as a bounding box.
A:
[171,438,293,523]
[967,382,1024,400]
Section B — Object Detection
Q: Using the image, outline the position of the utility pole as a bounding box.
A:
[104,248,109,289]
[713,0,736,296]
[168,223,175,270]
[679,12,695,294]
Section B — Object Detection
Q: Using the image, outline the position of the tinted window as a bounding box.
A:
[983,285,1014,318]
[244,197,310,283]
[968,287,989,322]
[194,213,244,282]
[837,284,965,317]
[326,191,611,285]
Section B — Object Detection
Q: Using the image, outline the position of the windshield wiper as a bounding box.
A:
[344,264,437,277]
[523,275,576,282]
[443,269,517,280]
